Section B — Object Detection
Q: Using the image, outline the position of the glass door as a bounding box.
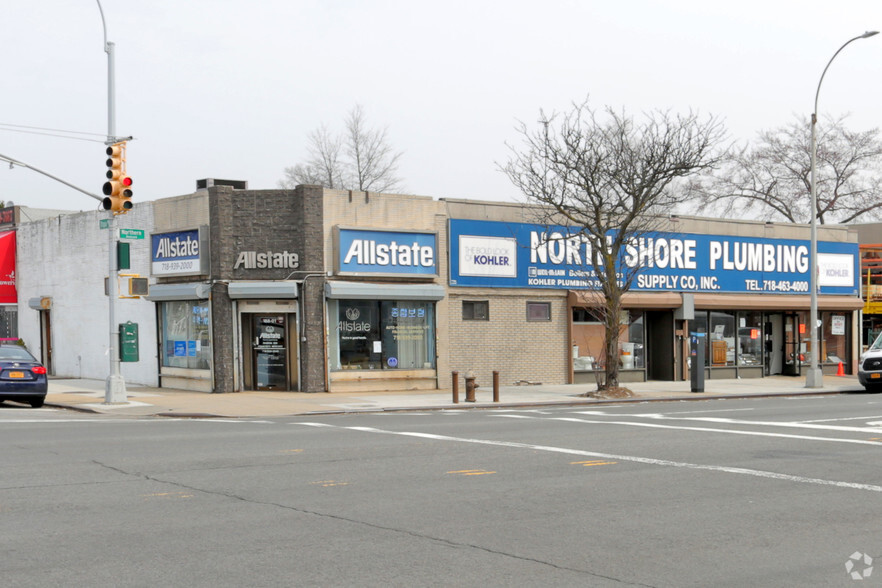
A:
[253,315,287,390]
[783,313,800,376]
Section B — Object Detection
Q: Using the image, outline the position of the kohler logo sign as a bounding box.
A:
[234,250,299,270]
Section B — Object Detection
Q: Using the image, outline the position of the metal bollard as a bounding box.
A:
[493,371,499,402]
[465,371,478,403]
[452,371,459,404]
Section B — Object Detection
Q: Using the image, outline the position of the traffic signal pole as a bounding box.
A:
[98,0,126,404]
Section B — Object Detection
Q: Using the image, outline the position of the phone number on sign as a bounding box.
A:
[155,260,198,273]
[744,279,809,292]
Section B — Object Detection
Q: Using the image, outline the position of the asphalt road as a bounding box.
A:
[2,393,882,587]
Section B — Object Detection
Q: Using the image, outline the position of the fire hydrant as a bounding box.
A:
[465,371,479,403]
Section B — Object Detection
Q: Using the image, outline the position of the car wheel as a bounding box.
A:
[29,397,45,408]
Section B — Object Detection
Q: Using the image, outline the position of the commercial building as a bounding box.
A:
[14,185,863,393]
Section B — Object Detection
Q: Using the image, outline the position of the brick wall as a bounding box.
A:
[208,185,326,392]
[446,289,569,388]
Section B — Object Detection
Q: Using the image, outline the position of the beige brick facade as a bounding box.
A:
[446,288,569,388]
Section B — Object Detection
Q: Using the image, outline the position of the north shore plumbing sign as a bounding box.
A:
[336,228,438,277]
[449,219,858,296]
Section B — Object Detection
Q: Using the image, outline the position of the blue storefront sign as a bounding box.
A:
[336,228,437,277]
[151,228,206,277]
[449,219,859,296]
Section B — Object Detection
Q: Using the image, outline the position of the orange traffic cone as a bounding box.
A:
[836,362,845,376]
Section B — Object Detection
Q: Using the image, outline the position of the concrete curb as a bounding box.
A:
[44,388,856,419]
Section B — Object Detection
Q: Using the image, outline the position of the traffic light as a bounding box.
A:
[102,141,133,213]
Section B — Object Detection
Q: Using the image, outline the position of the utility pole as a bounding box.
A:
[97,0,127,404]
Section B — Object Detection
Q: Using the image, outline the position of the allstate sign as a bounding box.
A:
[336,228,437,277]
[151,228,207,277]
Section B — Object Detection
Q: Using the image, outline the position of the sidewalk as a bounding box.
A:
[39,375,868,418]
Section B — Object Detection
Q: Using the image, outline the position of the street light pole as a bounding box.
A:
[97,0,127,403]
[806,30,878,388]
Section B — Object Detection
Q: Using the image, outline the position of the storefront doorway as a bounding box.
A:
[240,312,299,391]
[645,311,675,381]
[764,313,800,376]
[39,309,53,375]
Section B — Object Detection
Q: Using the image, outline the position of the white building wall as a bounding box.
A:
[16,205,158,385]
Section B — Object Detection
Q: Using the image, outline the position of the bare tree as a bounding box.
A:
[280,105,404,192]
[502,99,725,391]
[696,115,882,224]
[344,105,404,192]
[281,124,344,188]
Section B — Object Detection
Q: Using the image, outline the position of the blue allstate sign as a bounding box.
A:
[337,228,437,277]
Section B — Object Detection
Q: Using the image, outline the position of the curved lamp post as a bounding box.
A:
[807,30,878,388]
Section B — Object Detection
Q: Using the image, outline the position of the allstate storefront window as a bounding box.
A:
[160,300,212,369]
[328,227,442,373]
[328,300,436,370]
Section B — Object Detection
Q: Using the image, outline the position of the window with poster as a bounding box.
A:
[821,312,849,365]
[159,300,211,369]
[328,299,436,371]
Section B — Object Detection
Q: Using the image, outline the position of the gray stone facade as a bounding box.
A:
[207,184,326,392]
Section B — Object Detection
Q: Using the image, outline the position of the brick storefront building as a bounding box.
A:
[15,183,865,393]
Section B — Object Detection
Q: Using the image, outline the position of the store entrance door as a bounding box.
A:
[646,311,675,380]
[765,313,800,376]
[39,309,53,375]
[253,315,287,390]
[241,313,298,391]
[782,313,801,376]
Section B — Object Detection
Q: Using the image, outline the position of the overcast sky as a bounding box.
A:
[2,1,880,212]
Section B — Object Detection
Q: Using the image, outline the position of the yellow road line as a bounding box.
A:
[447,469,497,476]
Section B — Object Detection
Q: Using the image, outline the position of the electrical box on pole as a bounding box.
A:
[119,322,139,362]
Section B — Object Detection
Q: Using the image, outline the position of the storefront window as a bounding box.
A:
[571,309,644,371]
[737,311,763,366]
[329,299,435,371]
[160,300,211,369]
[821,312,849,365]
[709,311,736,366]
[620,311,644,369]
[334,299,381,369]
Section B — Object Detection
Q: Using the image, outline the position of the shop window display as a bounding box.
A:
[821,312,849,365]
[737,311,763,366]
[160,300,211,369]
[571,308,643,371]
[621,311,644,369]
[329,299,435,371]
[710,311,736,366]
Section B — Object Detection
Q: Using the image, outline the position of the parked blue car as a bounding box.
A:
[0,345,48,408]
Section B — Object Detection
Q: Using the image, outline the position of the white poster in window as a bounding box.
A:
[831,315,846,336]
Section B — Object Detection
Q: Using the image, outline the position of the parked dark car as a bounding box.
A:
[0,345,48,408]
